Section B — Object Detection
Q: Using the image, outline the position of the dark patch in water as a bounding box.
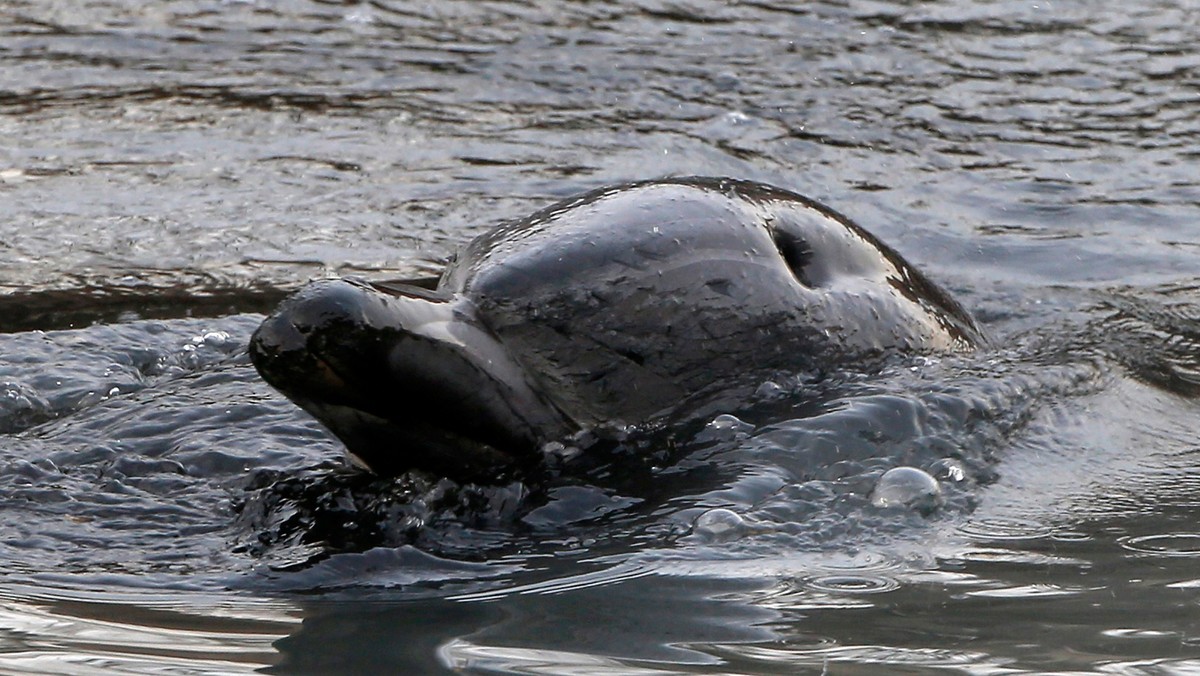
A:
[0,282,289,334]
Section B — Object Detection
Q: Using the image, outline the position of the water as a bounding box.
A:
[2,0,1200,672]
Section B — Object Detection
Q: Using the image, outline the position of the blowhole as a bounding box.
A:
[773,229,817,288]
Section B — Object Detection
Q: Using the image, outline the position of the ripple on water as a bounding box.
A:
[0,588,297,674]
[957,516,1054,542]
[756,552,904,612]
[438,639,677,676]
[964,583,1088,599]
[1119,533,1200,558]
[811,549,904,574]
[1050,530,1094,542]
[803,573,901,596]
[714,641,1007,673]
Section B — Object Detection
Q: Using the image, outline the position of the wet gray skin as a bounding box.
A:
[249,177,983,480]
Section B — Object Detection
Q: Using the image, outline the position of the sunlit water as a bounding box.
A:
[3,0,1200,673]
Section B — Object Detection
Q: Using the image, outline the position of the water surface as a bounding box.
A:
[3,0,1200,673]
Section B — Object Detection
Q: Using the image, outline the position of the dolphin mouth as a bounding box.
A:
[249,278,574,480]
[287,396,524,479]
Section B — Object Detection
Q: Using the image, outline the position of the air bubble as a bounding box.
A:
[194,331,233,346]
[754,380,787,400]
[693,508,746,539]
[930,458,967,482]
[871,466,942,512]
[707,414,753,433]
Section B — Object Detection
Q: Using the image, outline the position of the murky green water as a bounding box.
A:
[3,1,1200,673]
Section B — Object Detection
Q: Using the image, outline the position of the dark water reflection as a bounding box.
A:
[3,0,1200,673]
